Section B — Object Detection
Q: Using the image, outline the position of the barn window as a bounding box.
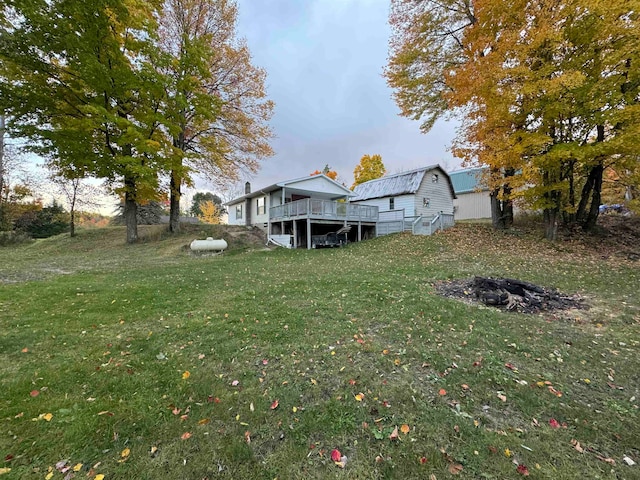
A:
[423,197,430,207]
[432,174,439,183]
[389,197,395,210]
[235,204,243,219]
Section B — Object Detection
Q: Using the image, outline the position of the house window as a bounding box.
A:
[389,197,395,210]
[235,204,243,220]
[432,174,439,183]
[256,197,265,215]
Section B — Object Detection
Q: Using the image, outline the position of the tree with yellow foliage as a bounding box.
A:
[198,200,222,224]
[387,0,640,239]
[352,154,386,189]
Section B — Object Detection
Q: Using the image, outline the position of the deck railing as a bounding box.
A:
[412,212,455,235]
[270,198,378,222]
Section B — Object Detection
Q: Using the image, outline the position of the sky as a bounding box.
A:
[195,0,461,194]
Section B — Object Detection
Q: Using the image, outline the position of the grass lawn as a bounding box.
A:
[0,223,638,479]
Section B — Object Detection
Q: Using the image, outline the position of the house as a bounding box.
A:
[224,174,379,249]
[449,167,492,220]
[350,165,456,234]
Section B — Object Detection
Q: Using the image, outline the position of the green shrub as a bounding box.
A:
[14,202,70,238]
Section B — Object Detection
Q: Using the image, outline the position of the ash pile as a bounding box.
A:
[435,276,587,314]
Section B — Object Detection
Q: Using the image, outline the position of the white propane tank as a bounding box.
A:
[190,237,228,252]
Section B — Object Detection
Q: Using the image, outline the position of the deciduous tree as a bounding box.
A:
[310,165,338,181]
[387,0,640,239]
[159,0,274,233]
[352,154,386,189]
[1,0,171,243]
[198,199,221,224]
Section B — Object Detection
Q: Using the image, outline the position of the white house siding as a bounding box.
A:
[227,202,244,226]
[352,194,414,217]
[413,169,455,219]
[252,194,269,229]
[454,191,492,220]
[285,176,350,197]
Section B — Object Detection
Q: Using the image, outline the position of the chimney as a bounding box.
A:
[245,182,251,194]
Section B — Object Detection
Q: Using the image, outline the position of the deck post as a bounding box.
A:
[293,220,297,248]
[281,221,284,234]
[358,221,361,241]
[306,218,311,249]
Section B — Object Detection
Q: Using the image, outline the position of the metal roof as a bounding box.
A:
[224,174,354,206]
[449,167,488,194]
[351,165,456,201]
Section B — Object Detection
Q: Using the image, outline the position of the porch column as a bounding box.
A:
[307,218,311,249]
[293,220,297,248]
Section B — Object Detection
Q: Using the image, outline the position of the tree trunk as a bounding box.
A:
[0,113,5,209]
[169,132,185,234]
[490,169,514,230]
[583,163,603,231]
[169,169,181,233]
[490,190,507,229]
[124,174,138,243]
[543,207,559,241]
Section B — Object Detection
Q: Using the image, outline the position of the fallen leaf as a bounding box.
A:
[182,371,190,380]
[331,449,342,462]
[250,402,254,412]
[150,446,158,456]
[198,418,210,425]
[348,379,356,385]
[181,432,192,440]
[389,426,399,440]
[400,424,410,434]
[382,349,389,355]
[231,380,239,386]
[198,353,205,360]
[45,472,54,480]
[354,393,364,402]
[394,358,401,366]
[97,411,113,416]
[505,448,512,457]
[596,455,615,465]
[30,390,39,397]
[42,413,53,422]
[438,389,447,396]
[335,455,347,468]
[95,475,105,480]
[549,418,560,429]
[448,463,463,474]
[570,439,584,453]
[0,469,11,475]
[244,431,251,444]
[292,406,298,413]
[516,464,530,476]
[497,393,507,402]
[21,348,28,353]
[310,378,317,385]
[505,363,517,371]
[419,456,428,464]
[461,384,469,390]
[262,359,268,365]
[270,399,279,410]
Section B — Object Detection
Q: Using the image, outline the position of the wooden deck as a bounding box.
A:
[270,198,378,223]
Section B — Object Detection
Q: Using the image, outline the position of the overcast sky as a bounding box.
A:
[196,0,461,193]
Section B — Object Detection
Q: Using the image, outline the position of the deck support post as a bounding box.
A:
[306,218,311,249]
[358,221,361,241]
[293,220,297,248]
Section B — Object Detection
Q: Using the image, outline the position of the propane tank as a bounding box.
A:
[190,237,228,252]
